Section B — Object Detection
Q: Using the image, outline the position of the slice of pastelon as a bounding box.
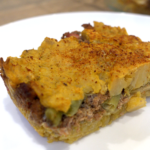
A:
[0,21,150,143]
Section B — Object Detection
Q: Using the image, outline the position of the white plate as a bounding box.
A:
[1,12,150,150]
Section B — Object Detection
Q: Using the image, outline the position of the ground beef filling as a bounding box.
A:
[15,83,129,131]
[15,83,46,124]
[82,23,93,29]
[61,31,81,39]
[59,93,109,128]
[61,23,93,43]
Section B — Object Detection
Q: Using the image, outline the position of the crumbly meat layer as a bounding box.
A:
[16,82,110,128]
[15,83,46,123]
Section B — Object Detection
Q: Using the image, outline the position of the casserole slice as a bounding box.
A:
[0,22,150,143]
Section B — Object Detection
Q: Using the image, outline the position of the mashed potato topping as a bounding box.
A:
[3,22,150,113]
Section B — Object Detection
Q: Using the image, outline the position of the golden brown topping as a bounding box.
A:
[93,21,128,37]
[1,22,150,112]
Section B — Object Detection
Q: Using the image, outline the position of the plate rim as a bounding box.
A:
[1,11,150,28]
